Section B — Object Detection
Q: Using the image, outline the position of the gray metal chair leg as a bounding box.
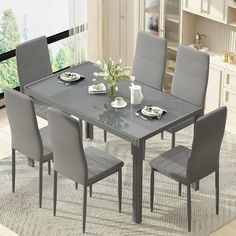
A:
[118,169,122,213]
[83,185,87,233]
[104,131,107,142]
[161,132,164,140]
[48,160,51,175]
[171,131,175,148]
[215,169,219,215]
[178,182,182,196]
[12,148,16,193]
[89,185,92,197]
[53,170,57,216]
[150,168,154,212]
[75,182,78,190]
[39,162,43,208]
[187,183,191,232]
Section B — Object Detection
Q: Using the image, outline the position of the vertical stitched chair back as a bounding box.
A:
[187,106,227,183]
[48,108,88,185]
[5,89,43,161]
[171,45,210,107]
[133,31,167,90]
[16,36,53,93]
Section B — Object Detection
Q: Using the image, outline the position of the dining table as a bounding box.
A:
[24,61,202,224]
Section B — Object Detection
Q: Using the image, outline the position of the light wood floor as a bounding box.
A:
[0,108,235,236]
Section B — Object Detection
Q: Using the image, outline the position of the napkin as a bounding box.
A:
[88,83,106,94]
[137,105,167,120]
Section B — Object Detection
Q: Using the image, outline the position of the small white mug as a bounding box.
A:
[130,85,143,105]
[115,97,125,106]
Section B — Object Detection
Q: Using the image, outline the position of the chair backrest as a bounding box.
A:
[133,31,167,90]
[171,45,209,107]
[4,89,43,161]
[16,36,53,93]
[47,108,88,185]
[187,106,227,183]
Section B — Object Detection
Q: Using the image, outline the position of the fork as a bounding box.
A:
[57,80,69,86]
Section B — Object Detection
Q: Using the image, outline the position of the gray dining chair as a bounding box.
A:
[103,31,167,142]
[133,31,167,89]
[47,108,124,233]
[16,35,53,120]
[165,45,209,148]
[16,36,82,166]
[4,88,53,208]
[149,106,227,232]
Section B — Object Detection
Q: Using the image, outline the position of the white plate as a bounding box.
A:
[141,106,165,117]
[60,72,81,82]
[88,83,106,94]
[111,101,127,108]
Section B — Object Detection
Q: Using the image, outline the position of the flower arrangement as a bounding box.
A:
[93,57,135,96]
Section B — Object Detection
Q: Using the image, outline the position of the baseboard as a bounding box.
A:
[0,98,5,109]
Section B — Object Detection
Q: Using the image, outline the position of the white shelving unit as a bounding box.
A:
[142,0,180,93]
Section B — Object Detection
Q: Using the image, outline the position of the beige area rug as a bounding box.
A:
[0,126,236,236]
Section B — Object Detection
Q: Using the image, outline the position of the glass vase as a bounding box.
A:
[108,83,118,97]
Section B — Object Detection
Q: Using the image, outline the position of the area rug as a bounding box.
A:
[0,126,236,236]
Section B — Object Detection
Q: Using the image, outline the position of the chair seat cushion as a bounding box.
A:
[39,126,53,162]
[149,145,190,184]
[85,147,124,185]
[40,126,52,152]
[42,148,53,162]
[34,101,49,120]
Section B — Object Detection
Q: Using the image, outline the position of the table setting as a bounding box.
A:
[57,71,85,86]
[87,57,167,121]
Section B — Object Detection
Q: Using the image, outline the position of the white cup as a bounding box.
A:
[115,97,125,106]
[130,85,143,105]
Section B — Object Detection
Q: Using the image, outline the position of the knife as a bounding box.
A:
[135,112,147,120]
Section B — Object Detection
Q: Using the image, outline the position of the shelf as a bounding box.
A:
[145,5,159,14]
[166,70,174,76]
[164,73,173,94]
[166,58,175,77]
[167,39,178,51]
[165,14,179,24]
[229,21,236,27]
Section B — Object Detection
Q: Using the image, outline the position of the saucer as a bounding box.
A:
[111,101,127,108]
[60,72,81,82]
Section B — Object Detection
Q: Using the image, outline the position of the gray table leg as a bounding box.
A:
[131,141,146,160]
[131,140,145,223]
[192,115,200,191]
[85,122,94,139]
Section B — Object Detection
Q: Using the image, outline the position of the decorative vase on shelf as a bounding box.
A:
[93,57,135,97]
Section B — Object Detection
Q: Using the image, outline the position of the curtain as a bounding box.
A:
[68,0,103,64]
[68,0,88,65]
[87,0,103,62]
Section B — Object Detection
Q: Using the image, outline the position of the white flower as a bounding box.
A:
[119,58,122,64]
[93,72,98,77]
[96,60,102,66]
[130,76,135,82]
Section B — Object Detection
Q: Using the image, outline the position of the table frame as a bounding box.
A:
[25,61,202,223]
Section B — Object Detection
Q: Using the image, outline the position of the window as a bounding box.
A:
[0,0,87,93]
